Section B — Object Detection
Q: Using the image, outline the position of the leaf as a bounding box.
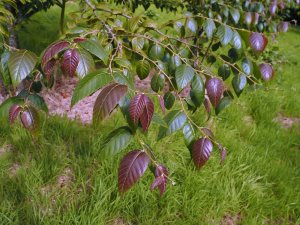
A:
[129,94,154,132]
[183,122,197,149]
[71,70,113,107]
[139,95,154,132]
[201,127,214,139]
[128,16,141,32]
[0,97,23,123]
[9,104,22,124]
[76,49,95,78]
[157,110,187,140]
[232,74,247,97]
[79,39,108,64]
[206,78,224,107]
[241,58,253,75]
[149,44,164,61]
[192,138,213,169]
[218,64,231,80]
[244,12,253,26]
[8,50,37,87]
[132,37,144,51]
[204,96,211,116]
[150,165,168,196]
[216,25,233,46]
[175,64,194,90]
[151,74,165,92]
[203,19,216,39]
[215,97,232,115]
[259,63,274,81]
[231,31,242,50]
[103,126,133,156]
[27,94,48,112]
[152,113,167,128]
[20,106,39,130]
[61,49,79,76]
[186,18,198,33]
[136,60,151,80]
[0,50,11,87]
[230,8,240,24]
[168,55,182,73]
[93,83,128,122]
[41,40,70,67]
[269,3,277,15]
[163,92,175,110]
[43,59,56,80]
[190,75,204,107]
[158,95,166,114]
[249,32,268,53]
[118,150,150,194]
[278,22,289,33]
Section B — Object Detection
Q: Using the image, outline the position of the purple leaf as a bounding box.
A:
[43,58,56,81]
[201,127,214,139]
[9,104,22,124]
[61,49,80,76]
[244,12,253,25]
[206,78,224,107]
[158,95,165,114]
[118,150,150,194]
[259,63,274,81]
[249,32,268,53]
[269,3,277,16]
[192,138,213,169]
[129,93,145,125]
[204,96,211,116]
[217,143,227,164]
[278,22,289,32]
[20,106,39,130]
[73,37,87,43]
[151,165,168,196]
[93,83,128,122]
[139,95,154,132]
[41,40,69,67]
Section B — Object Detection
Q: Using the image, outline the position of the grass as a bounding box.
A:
[1,5,300,225]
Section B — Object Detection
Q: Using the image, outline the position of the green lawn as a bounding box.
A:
[0,7,300,225]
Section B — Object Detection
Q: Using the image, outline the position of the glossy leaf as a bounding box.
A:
[8,50,37,87]
[168,55,182,73]
[61,49,79,76]
[151,74,164,92]
[203,19,216,39]
[79,39,108,64]
[231,31,242,50]
[118,150,150,194]
[192,138,213,169]
[186,18,198,33]
[9,104,22,124]
[215,97,232,115]
[20,106,39,130]
[27,94,48,112]
[76,48,95,78]
[259,63,274,81]
[163,92,175,110]
[136,60,151,80]
[249,32,268,53]
[139,95,154,132]
[230,8,240,24]
[232,74,247,96]
[190,75,204,107]
[149,44,164,61]
[71,70,113,107]
[175,64,194,90]
[41,40,69,67]
[150,165,168,196]
[218,64,231,80]
[103,126,133,155]
[241,58,253,75]
[216,25,233,46]
[183,122,197,149]
[0,97,23,123]
[157,110,187,140]
[93,83,128,122]
[206,78,224,107]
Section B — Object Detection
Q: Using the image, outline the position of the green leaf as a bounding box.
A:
[163,91,175,110]
[168,55,182,73]
[103,126,133,156]
[216,25,233,46]
[190,75,204,107]
[149,44,164,61]
[152,113,168,128]
[114,58,132,69]
[241,58,253,75]
[79,39,108,64]
[183,122,197,149]
[8,50,37,87]
[232,74,247,97]
[157,110,187,140]
[151,74,165,92]
[175,64,194,90]
[76,48,95,78]
[112,71,135,89]
[203,19,216,39]
[215,97,232,115]
[71,70,113,107]
[0,50,11,87]
[218,64,231,80]
[230,8,240,24]
[136,60,151,80]
[27,94,48,112]
[132,37,144,51]
[128,16,141,32]
[231,30,242,50]
[186,18,198,33]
